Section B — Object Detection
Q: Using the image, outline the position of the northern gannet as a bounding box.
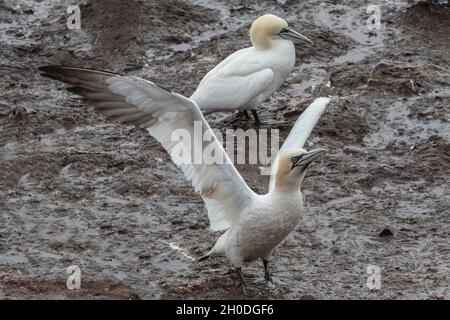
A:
[190,14,313,123]
[39,66,330,293]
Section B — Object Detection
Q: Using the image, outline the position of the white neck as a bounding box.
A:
[270,170,306,195]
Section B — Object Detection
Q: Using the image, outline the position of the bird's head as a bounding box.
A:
[274,148,326,189]
[250,14,313,50]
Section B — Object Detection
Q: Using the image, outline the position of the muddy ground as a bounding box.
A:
[0,0,449,300]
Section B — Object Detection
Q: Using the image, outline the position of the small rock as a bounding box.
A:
[9,106,27,119]
[379,228,394,237]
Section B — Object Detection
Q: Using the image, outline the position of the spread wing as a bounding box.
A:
[269,97,331,191]
[39,66,257,231]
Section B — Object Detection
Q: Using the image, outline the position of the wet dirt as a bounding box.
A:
[1,0,449,299]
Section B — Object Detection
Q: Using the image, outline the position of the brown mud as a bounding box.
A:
[0,0,449,299]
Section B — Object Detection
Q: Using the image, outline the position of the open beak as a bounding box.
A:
[292,148,326,170]
[279,27,313,45]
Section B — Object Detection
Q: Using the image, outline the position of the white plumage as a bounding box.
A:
[40,66,330,293]
[190,14,313,121]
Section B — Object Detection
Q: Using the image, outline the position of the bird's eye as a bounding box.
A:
[278,28,288,39]
[291,155,302,164]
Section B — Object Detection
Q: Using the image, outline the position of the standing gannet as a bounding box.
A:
[190,14,313,123]
[39,66,330,294]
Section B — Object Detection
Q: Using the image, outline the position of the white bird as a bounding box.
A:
[39,66,330,293]
[190,14,313,123]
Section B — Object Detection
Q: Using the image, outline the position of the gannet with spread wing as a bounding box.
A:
[190,14,313,123]
[39,66,330,293]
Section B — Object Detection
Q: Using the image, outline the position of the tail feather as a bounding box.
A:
[197,250,213,262]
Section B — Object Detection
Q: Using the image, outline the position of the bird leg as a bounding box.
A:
[241,110,251,120]
[251,110,261,124]
[223,268,247,294]
[263,260,273,283]
[235,268,248,295]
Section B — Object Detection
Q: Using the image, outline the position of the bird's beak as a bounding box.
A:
[279,27,313,45]
[292,148,326,170]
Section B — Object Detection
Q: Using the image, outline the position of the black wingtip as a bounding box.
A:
[66,86,82,94]
[38,65,62,73]
[38,65,121,76]
[38,65,63,79]
[38,65,50,72]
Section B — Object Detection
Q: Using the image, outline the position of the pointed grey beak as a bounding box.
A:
[279,27,313,45]
[292,148,326,170]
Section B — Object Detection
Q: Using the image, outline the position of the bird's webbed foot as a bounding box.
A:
[235,267,248,295]
[251,110,261,125]
[223,267,247,294]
